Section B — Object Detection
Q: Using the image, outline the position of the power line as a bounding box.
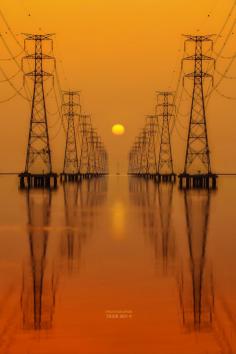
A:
[0,68,21,82]
[215,87,236,100]
[206,54,236,103]
[0,89,23,103]
[215,0,236,43]
[213,15,236,61]
[0,65,30,101]
[50,119,63,140]
[0,10,27,52]
[174,120,187,142]
[0,47,24,61]
[215,67,236,79]
[0,33,32,102]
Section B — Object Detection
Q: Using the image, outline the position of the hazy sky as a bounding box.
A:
[0,0,236,173]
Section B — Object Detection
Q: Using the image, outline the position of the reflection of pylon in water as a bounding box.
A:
[61,91,80,182]
[21,190,57,330]
[62,182,82,272]
[178,190,214,331]
[158,183,175,273]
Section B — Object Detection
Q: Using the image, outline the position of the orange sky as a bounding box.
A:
[0,0,236,173]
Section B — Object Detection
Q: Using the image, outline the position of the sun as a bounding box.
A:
[112,124,125,136]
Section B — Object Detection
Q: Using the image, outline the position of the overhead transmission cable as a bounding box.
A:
[0,65,29,101]
[215,0,236,43]
[0,10,27,52]
[0,49,24,61]
[205,1,236,102]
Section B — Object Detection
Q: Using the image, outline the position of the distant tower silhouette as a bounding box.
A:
[156,92,175,183]
[21,190,56,330]
[95,136,105,175]
[179,190,214,331]
[78,114,91,176]
[61,91,80,182]
[139,128,149,175]
[131,137,142,175]
[135,136,142,175]
[96,138,103,175]
[19,34,57,189]
[145,115,158,176]
[87,127,97,176]
[179,35,217,189]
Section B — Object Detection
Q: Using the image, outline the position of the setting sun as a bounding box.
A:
[112,124,125,136]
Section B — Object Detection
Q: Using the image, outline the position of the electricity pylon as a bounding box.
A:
[61,91,80,182]
[87,127,97,176]
[101,145,109,175]
[145,115,158,176]
[129,137,142,175]
[19,34,57,189]
[179,35,217,189]
[78,114,91,177]
[139,128,149,175]
[156,92,175,183]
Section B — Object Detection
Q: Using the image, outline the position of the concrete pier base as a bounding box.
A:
[19,173,58,190]
[155,173,176,184]
[60,173,82,183]
[178,173,218,190]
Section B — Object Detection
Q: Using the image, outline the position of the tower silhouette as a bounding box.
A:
[95,136,105,175]
[179,35,217,189]
[19,34,57,189]
[61,91,80,182]
[87,127,97,176]
[156,92,175,183]
[145,115,158,176]
[139,128,149,176]
[98,142,108,175]
[78,114,91,177]
[129,136,143,175]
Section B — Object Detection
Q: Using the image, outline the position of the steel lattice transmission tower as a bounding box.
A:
[145,115,158,176]
[61,91,80,181]
[87,127,97,176]
[78,114,91,176]
[179,35,217,189]
[20,34,57,189]
[139,128,149,175]
[156,92,176,183]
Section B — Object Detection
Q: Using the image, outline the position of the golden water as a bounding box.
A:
[0,175,235,354]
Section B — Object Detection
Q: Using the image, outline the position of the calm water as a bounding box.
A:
[0,175,236,354]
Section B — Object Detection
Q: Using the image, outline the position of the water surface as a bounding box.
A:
[0,175,235,354]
